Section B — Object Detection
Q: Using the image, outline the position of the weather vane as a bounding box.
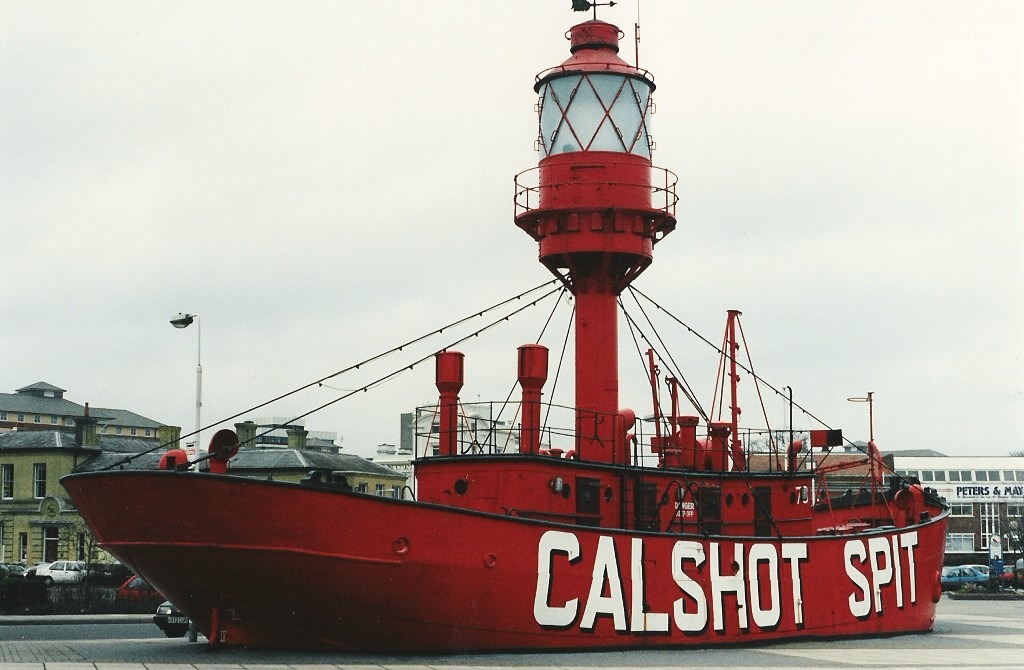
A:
[571,1,617,21]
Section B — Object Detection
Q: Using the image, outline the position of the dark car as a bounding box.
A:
[1,564,27,578]
[153,601,190,638]
[940,565,991,590]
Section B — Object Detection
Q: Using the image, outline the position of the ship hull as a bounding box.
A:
[63,470,946,652]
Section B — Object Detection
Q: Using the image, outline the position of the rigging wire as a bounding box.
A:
[176,285,566,469]
[541,301,575,438]
[631,287,898,480]
[735,317,781,460]
[465,285,571,454]
[100,280,561,470]
[628,286,841,438]
[620,289,707,420]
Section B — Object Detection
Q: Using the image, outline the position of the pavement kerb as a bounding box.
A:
[0,614,152,625]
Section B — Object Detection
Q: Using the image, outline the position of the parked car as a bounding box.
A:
[87,561,133,587]
[116,575,163,603]
[24,562,50,579]
[1000,565,1015,585]
[153,601,190,638]
[940,565,991,590]
[1,563,27,578]
[33,560,87,585]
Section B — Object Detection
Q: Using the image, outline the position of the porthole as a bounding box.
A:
[454,478,469,495]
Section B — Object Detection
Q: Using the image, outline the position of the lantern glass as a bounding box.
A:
[539,73,652,158]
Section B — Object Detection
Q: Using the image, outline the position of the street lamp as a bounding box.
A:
[847,391,874,442]
[170,313,202,462]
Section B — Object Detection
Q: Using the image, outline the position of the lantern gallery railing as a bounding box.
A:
[513,164,678,218]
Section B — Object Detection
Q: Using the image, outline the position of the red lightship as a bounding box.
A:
[63,10,947,653]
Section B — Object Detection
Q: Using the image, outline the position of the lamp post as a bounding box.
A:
[847,391,874,442]
[170,313,202,461]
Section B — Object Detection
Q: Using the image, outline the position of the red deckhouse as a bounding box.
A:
[62,13,949,652]
[516,19,677,465]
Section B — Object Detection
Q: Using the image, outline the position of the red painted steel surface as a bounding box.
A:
[62,469,946,652]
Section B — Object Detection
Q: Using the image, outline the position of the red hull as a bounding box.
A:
[63,470,946,651]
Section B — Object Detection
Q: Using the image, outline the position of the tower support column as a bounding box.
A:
[574,274,619,461]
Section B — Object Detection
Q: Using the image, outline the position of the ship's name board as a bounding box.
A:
[533,529,920,633]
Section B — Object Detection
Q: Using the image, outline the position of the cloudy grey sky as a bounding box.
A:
[2,1,1020,459]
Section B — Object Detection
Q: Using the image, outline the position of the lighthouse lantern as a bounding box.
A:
[538,72,653,157]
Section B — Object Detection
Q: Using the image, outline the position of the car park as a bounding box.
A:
[33,560,87,585]
[153,601,190,637]
[940,564,992,590]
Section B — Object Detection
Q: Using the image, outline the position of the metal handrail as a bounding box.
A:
[513,165,679,218]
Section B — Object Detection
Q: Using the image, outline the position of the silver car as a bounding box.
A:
[33,560,87,585]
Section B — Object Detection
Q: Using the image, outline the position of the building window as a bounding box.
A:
[145,429,152,437]
[1008,504,1024,518]
[1,464,12,499]
[391,485,401,499]
[950,503,973,517]
[115,426,123,435]
[0,411,6,420]
[33,463,46,499]
[43,526,59,563]
[921,471,934,482]
[980,503,1000,549]
[945,533,975,553]
[0,525,4,563]
[34,414,41,423]
[987,470,1001,481]
[77,533,88,561]
[1004,471,1017,482]
[64,418,73,426]
[130,428,137,436]
[958,470,972,481]
[17,413,25,422]
[19,532,28,562]
[355,482,368,494]
[375,483,385,496]
[948,471,961,482]
[976,471,988,482]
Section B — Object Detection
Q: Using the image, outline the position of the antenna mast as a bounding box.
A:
[635,1,641,68]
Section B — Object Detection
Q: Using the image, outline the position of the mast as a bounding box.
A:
[514,19,676,464]
[725,309,746,471]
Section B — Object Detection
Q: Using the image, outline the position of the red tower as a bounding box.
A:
[515,20,677,463]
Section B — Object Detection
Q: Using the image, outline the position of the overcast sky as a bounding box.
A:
[2,1,1020,459]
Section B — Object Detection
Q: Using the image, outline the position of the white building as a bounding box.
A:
[892,452,1024,564]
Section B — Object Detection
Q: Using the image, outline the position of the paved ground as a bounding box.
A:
[0,597,1020,669]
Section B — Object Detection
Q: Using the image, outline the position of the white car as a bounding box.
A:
[34,560,87,584]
